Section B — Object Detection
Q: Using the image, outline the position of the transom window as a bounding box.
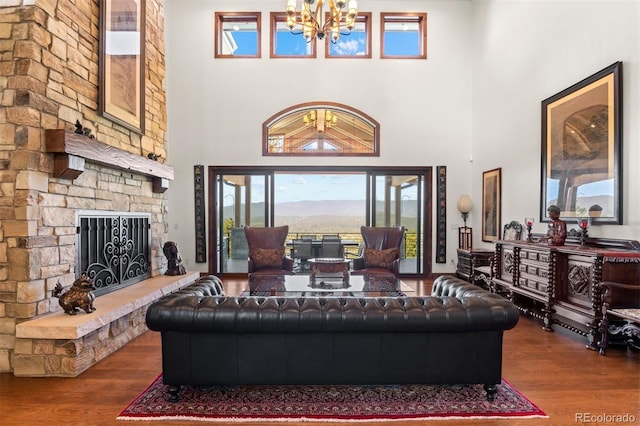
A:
[325,12,372,58]
[214,12,261,58]
[270,12,316,58]
[216,10,426,60]
[380,13,427,59]
[263,102,379,156]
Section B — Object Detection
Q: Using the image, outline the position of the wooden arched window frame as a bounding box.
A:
[263,102,380,156]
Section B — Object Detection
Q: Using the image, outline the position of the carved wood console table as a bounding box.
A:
[490,238,640,350]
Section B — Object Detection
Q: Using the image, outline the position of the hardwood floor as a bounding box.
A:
[1,278,638,426]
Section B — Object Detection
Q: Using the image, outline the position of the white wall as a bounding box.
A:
[164,0,475,273]
[164,0,639,274]
[471,0,640,247]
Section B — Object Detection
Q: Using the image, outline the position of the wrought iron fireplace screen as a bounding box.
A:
[76,212,151,297]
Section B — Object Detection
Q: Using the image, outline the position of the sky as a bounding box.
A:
[223,173,419,205]
[275,173,367,202]
[231,23,419,56]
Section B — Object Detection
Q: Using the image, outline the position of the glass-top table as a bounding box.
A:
[245,273,413,297]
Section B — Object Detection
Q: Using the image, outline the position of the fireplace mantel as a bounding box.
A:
[45,129,174,193]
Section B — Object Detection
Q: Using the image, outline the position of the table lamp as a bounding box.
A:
[457,194,473,249]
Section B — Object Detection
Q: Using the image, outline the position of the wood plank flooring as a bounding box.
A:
[1,278,638,426]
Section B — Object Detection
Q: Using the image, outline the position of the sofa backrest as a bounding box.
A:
[146,275,519,334]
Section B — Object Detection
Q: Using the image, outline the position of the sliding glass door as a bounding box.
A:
[216,172,269,273]
[370,173,424,275]
[209,167,431,277]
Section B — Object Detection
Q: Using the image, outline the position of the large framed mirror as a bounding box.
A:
[263,102,379,156]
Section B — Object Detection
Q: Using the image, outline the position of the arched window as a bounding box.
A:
[263,102,379,156]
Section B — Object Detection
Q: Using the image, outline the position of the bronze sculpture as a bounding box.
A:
[53,274,96,315]
[163,241,186,275]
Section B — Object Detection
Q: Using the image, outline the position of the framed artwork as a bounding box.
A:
[540,61,622,224]
[482,168,501,242]
[99,0,145,134]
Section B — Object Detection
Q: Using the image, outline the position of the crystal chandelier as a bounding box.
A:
[286,0,358,43]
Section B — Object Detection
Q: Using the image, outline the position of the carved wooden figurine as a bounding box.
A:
[53,274,96,315]
[544,205,567,246]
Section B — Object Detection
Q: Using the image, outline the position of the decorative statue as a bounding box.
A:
[53,274,96,315]
[74,119,94,139]
[543,205,567,246]
[163,241,186,275]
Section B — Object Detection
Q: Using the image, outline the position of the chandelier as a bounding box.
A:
[286,0,358,43]
[303,109,338,131]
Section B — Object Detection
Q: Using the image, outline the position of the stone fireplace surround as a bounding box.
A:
[7,126,182,377]
[0,0,170,376]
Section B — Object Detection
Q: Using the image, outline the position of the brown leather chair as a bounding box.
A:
[352,226,405,277]
[244,225,294,275]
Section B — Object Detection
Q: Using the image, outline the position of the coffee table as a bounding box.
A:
[246,273,412,297]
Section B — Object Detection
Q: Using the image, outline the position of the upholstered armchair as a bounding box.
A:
[244,225,294,275]
[352,226,405,277]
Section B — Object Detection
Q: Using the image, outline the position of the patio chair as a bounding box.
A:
[320,238,343,258]
[291,239,313,272]
[244,225,294,275]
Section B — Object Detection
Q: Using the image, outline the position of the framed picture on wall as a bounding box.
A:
[99,0,146,134]
[482,168,501,242]
[540,61,622,224]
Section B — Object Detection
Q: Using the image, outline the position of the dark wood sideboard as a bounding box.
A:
[491,238,640,350]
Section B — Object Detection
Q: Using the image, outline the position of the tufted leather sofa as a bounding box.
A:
[146,274,519,402]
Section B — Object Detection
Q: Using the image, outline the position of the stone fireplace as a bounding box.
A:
[0,1,185,376]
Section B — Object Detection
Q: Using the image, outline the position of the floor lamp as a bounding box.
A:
[457,194,473,250]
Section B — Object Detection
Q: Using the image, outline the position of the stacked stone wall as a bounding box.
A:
[13,304,148,376]
[0,0,168,373]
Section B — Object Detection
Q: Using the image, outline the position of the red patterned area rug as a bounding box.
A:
[117,374,547,422]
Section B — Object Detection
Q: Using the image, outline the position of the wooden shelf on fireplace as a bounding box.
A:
[45,129,174,193]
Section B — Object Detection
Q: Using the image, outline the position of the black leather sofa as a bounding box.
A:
[146,274,519,402]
